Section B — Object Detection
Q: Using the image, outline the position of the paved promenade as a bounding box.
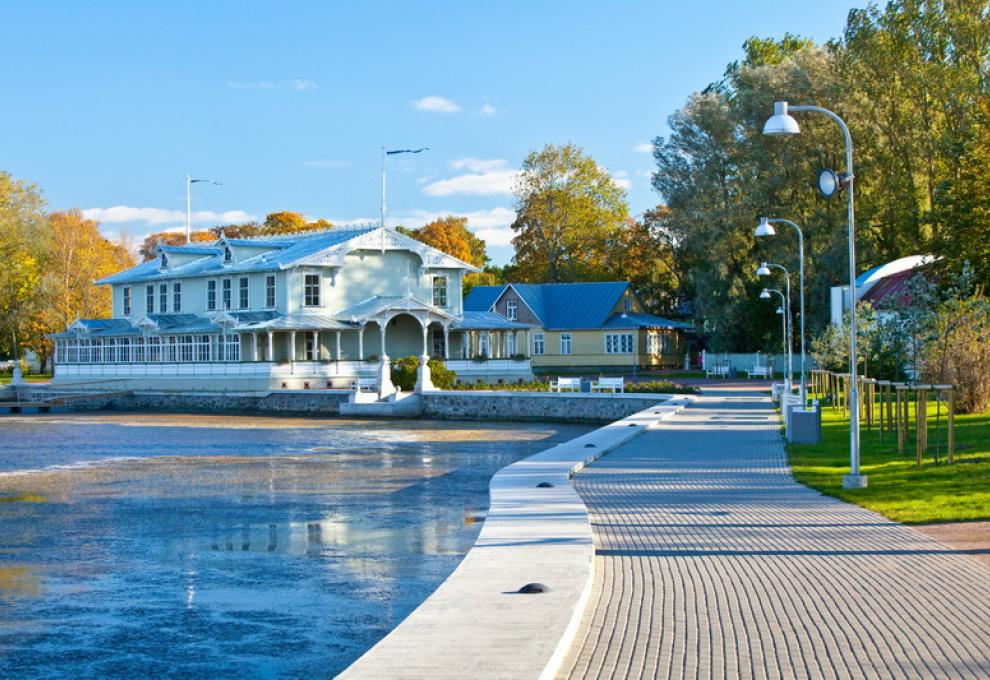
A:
[561,388,990,679]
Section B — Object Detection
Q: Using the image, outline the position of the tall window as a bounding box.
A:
[195,334,210,361]
[479,332,490,357]
[533,332,545,356]
[160,253,168,269]
[159,283,168,313]
[222,279,232,310]
[304,274,320,306]
[560,333,572,355]
[507,332,516,355]
[179,335,194,362]
[605,333,634,354]
[173,281,182,312]
[432,328,445,357]
[506,300,518,320]
[432,276,447,308]
[239,277,249,309]
[122,287,131,316]
[265,275,276,308]
[206,280,217,311]
[623,297,632,312]
[646,332,660,355]
[223,246,233,264]
[146,285,155,314]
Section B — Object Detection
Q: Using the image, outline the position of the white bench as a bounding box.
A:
[747,366,772,379]
[706,365,730,379]
[591,377,624,393]
[549,377,581,392]
[352,377,378,392]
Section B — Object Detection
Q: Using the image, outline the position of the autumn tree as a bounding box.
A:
[25,210,134,368]
[138,229,216,261]
[510,143,629,283]
[0,172,49,360]
[398,216,487,267]
[264,211,308,234]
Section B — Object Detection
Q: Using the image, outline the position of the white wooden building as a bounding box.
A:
[51,226,533,392]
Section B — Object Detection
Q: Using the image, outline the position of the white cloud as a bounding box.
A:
[226,80,277,89]
[290,79,317,91]
[303,159,349,168]
[480,103,496,116]
[634,141,654,154]
[411,96,461,113]
[423,159,518,197]
[82,205,257,226]
[610,170,632,191]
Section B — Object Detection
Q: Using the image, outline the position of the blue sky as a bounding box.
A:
[0,1,857,265]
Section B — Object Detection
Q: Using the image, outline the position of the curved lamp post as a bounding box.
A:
[763,101,866,490]
[755,217,807,406]
[760,288,788,374]
[757,262,792,394]
[186,175,222,245]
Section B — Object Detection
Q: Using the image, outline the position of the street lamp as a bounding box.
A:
[755,216,807,406]
[761,288,788,373]
[763,100,865,489]
[186,175,222,245]
[757,262,792,393]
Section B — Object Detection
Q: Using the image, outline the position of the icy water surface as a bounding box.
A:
[0,413,592,678]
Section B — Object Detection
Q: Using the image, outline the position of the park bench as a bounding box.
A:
[591,377,625,393]
[549,377,581,393]
[747,365,772,379]
[706,364,730,379]
[352,377,378,392]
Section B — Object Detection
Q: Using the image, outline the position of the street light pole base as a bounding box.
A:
[842,474,868,489]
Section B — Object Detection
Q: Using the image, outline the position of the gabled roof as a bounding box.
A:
[97,226,478,286]
[463,285,505,312]
[238,313,357,331]
[159,244,221,256]
[334,294,456,323]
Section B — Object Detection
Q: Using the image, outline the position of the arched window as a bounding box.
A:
[223,247,233,264]
[160,253,168,269]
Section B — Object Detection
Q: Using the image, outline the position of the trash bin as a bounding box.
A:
[788,401,822,444]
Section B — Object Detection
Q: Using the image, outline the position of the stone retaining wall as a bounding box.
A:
[422,391,666,423]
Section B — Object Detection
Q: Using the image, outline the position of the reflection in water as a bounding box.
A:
[0,413,591,678]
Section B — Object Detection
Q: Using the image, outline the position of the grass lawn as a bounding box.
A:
[787,399,990,524]
[0,374,51,384]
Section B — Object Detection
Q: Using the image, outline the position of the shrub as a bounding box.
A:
[626,380,700,395]
[389,355,456,391]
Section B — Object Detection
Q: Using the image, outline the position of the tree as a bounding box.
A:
[263,211,308,234]
[614,207,681,315]
[0,172,49,360]
[25,210,134,369]
[138,229,216,261]
[510,143,629,283]
[397,216,487,267]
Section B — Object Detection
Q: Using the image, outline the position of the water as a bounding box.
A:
[0,413,591,678]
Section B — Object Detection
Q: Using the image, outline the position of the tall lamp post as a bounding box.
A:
[757,262,792,393]
[763,101,866,490]
[760,288,788,375]
[755,217,807,406]
[186,175,222,245]
[381,147,429,228]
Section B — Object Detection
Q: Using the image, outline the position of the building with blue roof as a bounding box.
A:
[463,282,691,372]
[51,227,536,392]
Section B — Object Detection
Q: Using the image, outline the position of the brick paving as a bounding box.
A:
[560,389,990,679]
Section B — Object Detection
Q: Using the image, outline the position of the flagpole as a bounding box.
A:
[380,146,386,230]
[185,173,191,245]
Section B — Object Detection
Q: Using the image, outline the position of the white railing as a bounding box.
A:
[444,359,532,375]
[55,360,381,379]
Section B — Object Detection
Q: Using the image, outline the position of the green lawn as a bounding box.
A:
[0,374,51,384]
[787,399,990,524]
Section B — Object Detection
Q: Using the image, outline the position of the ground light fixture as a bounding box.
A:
[763,100,865,489]
[754,217,808,406]
[757,263,793,394]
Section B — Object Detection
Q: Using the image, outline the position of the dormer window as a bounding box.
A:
[223,247,233,265]
[159,253,168,270]
[623,296,632,312]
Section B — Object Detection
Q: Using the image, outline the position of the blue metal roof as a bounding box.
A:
[463,285,505,312]
[602,312,692,330]
[453,311,532,330]
[515,282,629,329]
[160,244,221,256]
[97,227,378,285]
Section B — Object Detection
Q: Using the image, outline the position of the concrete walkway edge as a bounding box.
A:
[339,394,694,679]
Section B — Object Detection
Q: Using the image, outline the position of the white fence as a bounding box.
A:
[701,351,816,376]
[444,359,532,376]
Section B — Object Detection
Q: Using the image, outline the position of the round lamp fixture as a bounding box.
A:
[759,289,771,300]
[817,169,840,198]
[776,306,784,315]
[756,262,772,277]
[762,101,801,136]
[754,217,776,237]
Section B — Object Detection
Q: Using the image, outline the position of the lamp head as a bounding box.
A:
[756,262,772,277]
[759,289,771,300]
[776,306,784,315]
[762,101,801,136]
[817,169,840,198]
[754,216,776,237]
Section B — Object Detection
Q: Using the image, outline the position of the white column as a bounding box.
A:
[252,333,259,361]
[524,330,530,358]
[289,331,296,361]
[267,331,274,361]
[443,326,450,359]
[358,327,365,360]
[379,320,388,358]
[335,330,341,360]
[312,331,319,360]
[416,320,434,392]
